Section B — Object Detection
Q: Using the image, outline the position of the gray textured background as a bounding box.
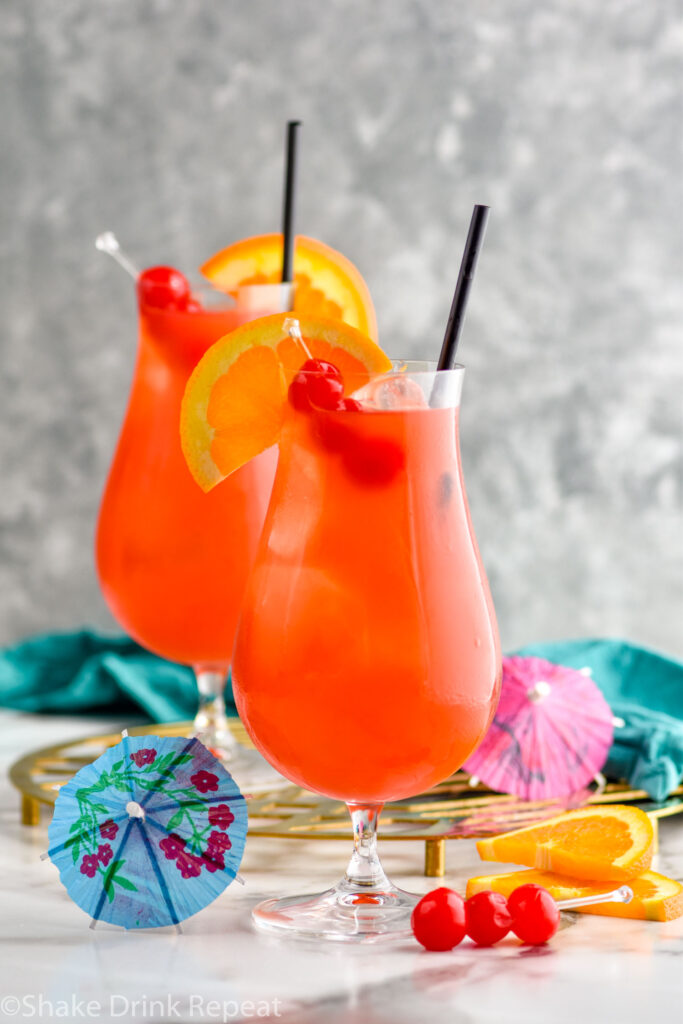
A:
[1,0,682,657]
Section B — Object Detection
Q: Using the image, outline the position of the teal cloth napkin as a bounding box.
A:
[1,631,682,800]
[516,639,683,802]
[0,629,233,723]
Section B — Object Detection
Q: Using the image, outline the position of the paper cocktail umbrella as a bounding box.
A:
[46,734,247,929]
[463,656,615,801]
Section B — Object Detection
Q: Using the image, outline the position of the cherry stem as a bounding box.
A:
[283,317,313,360]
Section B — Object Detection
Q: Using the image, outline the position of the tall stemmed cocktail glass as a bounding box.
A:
[96,284,289,789]
[232,363,502,939]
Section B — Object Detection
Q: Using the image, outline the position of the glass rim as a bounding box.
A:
[139,303,240,318]
[291,360,466,376]
[290,359,465,413]
[139,280,294,316]
[389,359,465,375]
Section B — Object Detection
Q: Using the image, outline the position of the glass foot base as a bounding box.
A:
[252,878,418,943]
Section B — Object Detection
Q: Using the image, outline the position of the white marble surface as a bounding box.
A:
[2,710,683,1024]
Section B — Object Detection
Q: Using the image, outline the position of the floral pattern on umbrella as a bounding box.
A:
[47,734,247,929]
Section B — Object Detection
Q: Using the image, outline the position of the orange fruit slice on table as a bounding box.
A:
[180,312,391,492]
[202,234,378,341]
[476,806,654,882]
[466,868,683,922]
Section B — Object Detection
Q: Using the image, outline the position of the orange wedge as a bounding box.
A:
[180,312,391,492]
[202,234,378,340]
[467,868,683,922]
[476,806,654,882]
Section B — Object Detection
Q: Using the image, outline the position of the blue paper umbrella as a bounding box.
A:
[47,734,247,928]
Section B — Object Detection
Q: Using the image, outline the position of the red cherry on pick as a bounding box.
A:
[508,884,560,945]
[308,373,344,409]
[411,887,467,951]
[298,358,342,380]
[137,266,192,310]
[287,359,344,412]
[465,891,513,946]
[288,371,312,411]
[336,397,362,412]
[303,360,344,410]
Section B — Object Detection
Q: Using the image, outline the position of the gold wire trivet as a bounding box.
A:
[9,720,683,876]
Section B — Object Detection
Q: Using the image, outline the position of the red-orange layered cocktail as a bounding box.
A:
[233,382,500,804]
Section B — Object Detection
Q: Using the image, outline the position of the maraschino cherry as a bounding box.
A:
[288,357,405,485]
[288,359,344,412]
[411,887,467,951]
[412,883,562,951]
[137,266,192,311]
[465,891,513,946]
[507,884,560,945]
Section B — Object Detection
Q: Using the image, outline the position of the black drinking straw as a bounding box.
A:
[281,120,301,284]
[436,204,490,370]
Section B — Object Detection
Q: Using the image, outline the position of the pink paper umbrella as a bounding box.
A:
[463,656,615,801]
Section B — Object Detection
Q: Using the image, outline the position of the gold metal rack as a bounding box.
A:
[10,720,683,876]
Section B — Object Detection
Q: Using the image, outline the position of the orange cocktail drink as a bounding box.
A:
[96,299,277,668]
[233,368,501,805]
[179,318,499,937]
[95,284,287,788]
[96,238,379,787]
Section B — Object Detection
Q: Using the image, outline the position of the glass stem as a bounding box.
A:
[344,803,389,890]
[193,667,236,753]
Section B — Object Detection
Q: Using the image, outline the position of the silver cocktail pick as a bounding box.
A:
[556,885,633,911]
[283,316,313,358]
[95,231,139,280]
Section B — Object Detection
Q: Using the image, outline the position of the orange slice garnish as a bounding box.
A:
[476,805,654,882]
[180,312,391,492]
[466,868,683,922]
[201,234,378,340]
